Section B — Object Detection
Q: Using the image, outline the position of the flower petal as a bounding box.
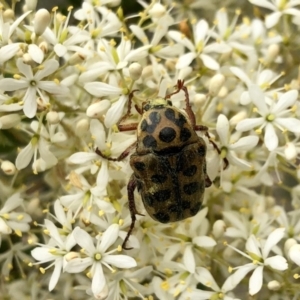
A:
[264,123,278,151]
[249,266,263,295]
[102,254,137,268]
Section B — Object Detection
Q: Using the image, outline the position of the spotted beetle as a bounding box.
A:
[96,80,225,249]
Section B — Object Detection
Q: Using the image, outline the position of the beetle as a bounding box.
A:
[96,80,226,249]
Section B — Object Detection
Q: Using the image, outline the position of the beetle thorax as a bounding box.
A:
[136,103,199,154]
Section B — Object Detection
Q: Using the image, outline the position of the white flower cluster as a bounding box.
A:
[0,0,300,299]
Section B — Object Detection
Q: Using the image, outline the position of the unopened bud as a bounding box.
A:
[65,252,80,262]
[86,100,111,118]
[229,111,247,126]
[39,41,48,54]
[267,280,281,291]
[141,65,153,79]
[107,0,121,7]
[34,9,51,36]
[149,3,166,19]
[0,114,21,129]
[46,111,60,124]
[265,44,280,63]
[213,219,226,239]
[129,62,142,80]
[285,238,297,257]
[284,142,297,161]
[25,0,38,11]
[209,73,225,96]
[194,94,206,108]
[22,53,34,66]
[68,52,86,65]
[75,118,89,137]
[1,161,16,175]
[3,9,14,22]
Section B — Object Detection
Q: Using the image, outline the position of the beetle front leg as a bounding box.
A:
[95,142,137,161]
[122,174,144,250]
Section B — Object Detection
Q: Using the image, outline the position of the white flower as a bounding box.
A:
[15,121,58,172]
[227,228,288,295]
[236,85,300,151]
[0,58,69,118]
[31,219,76,291]
[64,225,137,298]
[42,9,91,57]
[0,193,32,246]
[169,19,230,70]
[249,0,300,28]
[217,114,259,168]
[190,267,241,300]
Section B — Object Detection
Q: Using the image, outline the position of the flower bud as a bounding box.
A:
[86,100,111,118]
[267,280,281,291]
[194,93,206,108]
[3,9,14,22]
[265,44,280,63]
[0,114,21,129]
[209,73,225,96]
[149,3,166,19]
[141,65,153,79]
[229,111,247,126]
[107,0,121,7]
[212,220,226,239]
[289,243,300,265]
[65,252,80,262]
[129,62,143,80]
[284,142,297,161]
[46,111,60,124]
[75,118,89,137]
[34,9,51,36]
[285,238,297,257]
[25,0,37,11]
[22,53,35,66]
[1,161,16,175]
[39,41,48,54]
[68,52,86,65]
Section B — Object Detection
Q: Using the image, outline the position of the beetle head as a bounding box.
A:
[143,98,172,111]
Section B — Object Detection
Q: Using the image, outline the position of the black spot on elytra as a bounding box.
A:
[183,165,197,177]
[149,111,161,124]
[133,161,146,171]
[144,194,153,207]
[153,189,171,202]
[183,182,200,195]
[143,135,157,148]
[198,145,206,156]
[165,108,187,129]
[140,111,161,134]
[151,174,167,184]
[140,119,148,132]
[153,212,170,223]
[168,204,181,213]
[165,108,176,121]
[182,201,191,209]
[190,201,202,215]
[175,114,187,128]
[159,127,176,143]
[180,128,192,142]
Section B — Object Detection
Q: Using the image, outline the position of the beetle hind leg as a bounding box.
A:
[122,174,144,250]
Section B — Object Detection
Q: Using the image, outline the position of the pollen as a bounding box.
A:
[160,280,170,291]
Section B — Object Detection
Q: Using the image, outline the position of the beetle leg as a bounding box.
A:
[118,89,139,125]
[204,131,229,170]
[122,175,144,250]
[118,123,139,132]
[95,142,137,161]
